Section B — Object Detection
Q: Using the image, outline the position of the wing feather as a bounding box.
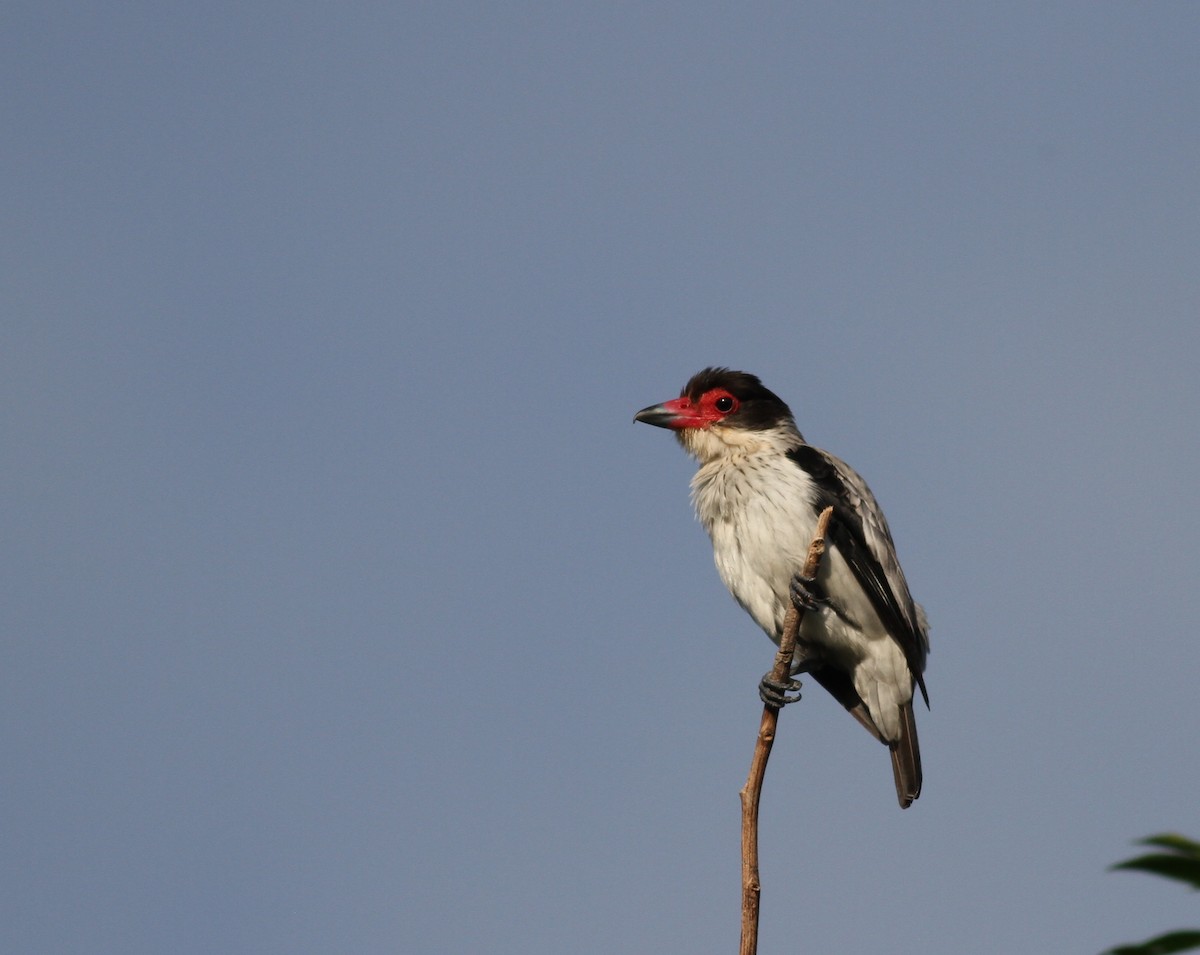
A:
[787,444,930,706]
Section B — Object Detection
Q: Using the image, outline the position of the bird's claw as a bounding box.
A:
[789,573,825,612]
[759,672,803,709]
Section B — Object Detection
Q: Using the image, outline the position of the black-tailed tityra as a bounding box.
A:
[635,368,929,808]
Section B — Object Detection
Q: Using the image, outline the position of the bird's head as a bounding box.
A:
[634,368,798,460]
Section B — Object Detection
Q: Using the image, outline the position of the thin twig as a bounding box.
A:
[739,506,834,955]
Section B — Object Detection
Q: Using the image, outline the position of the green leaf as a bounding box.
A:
[1138,836,1200,860]
[1104,929,1200,955]
[1111,835,1200,891]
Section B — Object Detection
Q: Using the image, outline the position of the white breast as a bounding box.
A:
[691,448,821,638]
[689,442,914,741]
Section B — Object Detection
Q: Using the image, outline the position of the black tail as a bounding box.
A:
[889,701,922,809]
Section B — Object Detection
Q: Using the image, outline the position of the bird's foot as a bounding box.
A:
[759,672,802,709]
[789,572,826,613]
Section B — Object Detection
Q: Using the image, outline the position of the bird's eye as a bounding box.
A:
[714,395,735,413]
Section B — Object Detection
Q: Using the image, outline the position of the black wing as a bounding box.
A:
[787,444,929,706]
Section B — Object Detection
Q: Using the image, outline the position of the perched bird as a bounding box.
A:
[635,368,929,808]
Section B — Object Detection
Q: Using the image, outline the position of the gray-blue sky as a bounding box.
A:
[4,3,1199,953]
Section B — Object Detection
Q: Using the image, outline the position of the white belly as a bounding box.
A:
[693,451,914,741]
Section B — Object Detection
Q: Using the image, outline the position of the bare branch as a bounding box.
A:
[739,506,833,955]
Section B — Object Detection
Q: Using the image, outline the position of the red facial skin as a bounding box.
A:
[653,388,739,429]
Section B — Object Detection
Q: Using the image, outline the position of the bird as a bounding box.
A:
[634,367,929,808]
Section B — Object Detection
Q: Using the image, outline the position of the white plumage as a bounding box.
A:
[687,426,914,743]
